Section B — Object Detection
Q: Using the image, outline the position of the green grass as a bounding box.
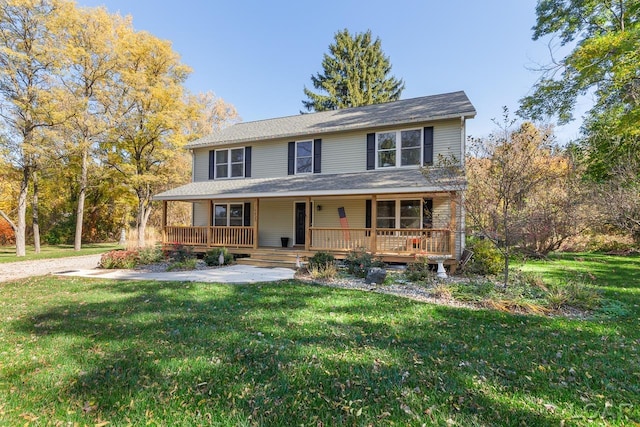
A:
[0,243,122,263]
[0,254,638,425]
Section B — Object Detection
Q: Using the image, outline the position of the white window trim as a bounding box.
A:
[214,147,245,179]
[213,203,244,227]
[376,198,423,229]
[375,128,423,169]
[295,140,313,175]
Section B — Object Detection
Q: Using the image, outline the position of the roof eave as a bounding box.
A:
[154,184,466,201]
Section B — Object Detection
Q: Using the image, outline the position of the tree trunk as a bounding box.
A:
[74,145,89,251]
[32,169,41,254]
[16,167,29,257]
[135,186,154,248]
[502,203,509,287]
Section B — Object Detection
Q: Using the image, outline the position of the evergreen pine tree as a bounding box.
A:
[302,29,404,112]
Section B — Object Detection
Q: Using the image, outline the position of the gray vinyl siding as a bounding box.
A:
[432,195,463,259]
[321,131,367,174]
[251,140,289,179]
[431,196,450,229]
[192,201,209,226]
[313,199,366,228]
[258,198,294,247]
[190,119,463,180]
[192,148,210,182]
[433,119,462,163]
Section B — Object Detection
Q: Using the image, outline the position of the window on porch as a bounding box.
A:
[211,202,252,227]
[214,203,244,226]
[376,199,431,229]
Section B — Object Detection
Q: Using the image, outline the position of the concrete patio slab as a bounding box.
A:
[56,264,296,284]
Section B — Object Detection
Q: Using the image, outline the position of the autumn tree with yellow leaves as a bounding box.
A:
[0,0,238,255]
[465,114,588,285]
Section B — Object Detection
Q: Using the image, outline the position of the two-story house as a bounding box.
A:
[154,91,476,269]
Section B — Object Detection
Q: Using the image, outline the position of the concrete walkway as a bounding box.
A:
[56,264,296,284]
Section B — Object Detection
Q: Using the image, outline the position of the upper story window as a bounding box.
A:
[288,139,321,175]
[215,148,244,179]
[296,140,313,174]
[377,129,422,168]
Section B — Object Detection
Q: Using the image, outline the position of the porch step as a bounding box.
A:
[234,248,311,269]
[235,258,298,269]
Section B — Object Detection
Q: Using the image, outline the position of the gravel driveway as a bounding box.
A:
[0,254,102,283]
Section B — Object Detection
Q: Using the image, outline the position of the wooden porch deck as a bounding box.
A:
[163,225,456,265]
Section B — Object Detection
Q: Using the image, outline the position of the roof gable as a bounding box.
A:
[187,91,476,148]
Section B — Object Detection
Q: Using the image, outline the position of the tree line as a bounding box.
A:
[0,0,237,256]
[1,0,637,269]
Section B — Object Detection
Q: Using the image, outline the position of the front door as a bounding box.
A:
[295,202,306,245]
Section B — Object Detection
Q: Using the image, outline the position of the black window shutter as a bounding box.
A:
[208,150,216,180]
[313,139,322,174]
[287,141,295,175]
[423,127,434,166]
[365,199,372,228]
[243,202,251,226]
[366,133,375,170]
[244,146,252,177]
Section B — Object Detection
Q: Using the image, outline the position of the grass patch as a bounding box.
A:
[0,243,121,263]
[1,261,639,425]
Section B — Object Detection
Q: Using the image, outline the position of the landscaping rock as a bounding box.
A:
[365,267,387,284]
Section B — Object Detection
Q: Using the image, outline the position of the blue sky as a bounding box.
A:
[78,0,585,143]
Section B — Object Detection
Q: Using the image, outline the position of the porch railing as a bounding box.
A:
[165,226,208,246]
[164,226,452,255]
[310,227,452,255]
[164,226,253,248]
[376,228,451,254]
[210,226,254,248]
[308,227,371,251]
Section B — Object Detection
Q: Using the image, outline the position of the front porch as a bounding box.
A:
[163,225,454,260]
[159,191,460,266]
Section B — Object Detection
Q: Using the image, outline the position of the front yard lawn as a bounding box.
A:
[0,243,122,263]
[0,253,638,425]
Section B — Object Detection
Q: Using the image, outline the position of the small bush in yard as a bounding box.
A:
[167,258,198,271]
[465,238,503,275]
[546,280,601,310]
[430,282,453,299]
[308,263,338,280]
[165,242,193,262]
[308,252,335,269]
[204,247,234,266]
[405,256,435,282]
[344,249,386,278]
[137,246,164,265]
[99,250,139,269]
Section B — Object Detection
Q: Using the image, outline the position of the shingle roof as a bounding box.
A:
[186,91,476,148]
[154,168,465,201]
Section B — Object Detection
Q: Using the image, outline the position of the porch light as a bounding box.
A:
[316,205,322,211]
